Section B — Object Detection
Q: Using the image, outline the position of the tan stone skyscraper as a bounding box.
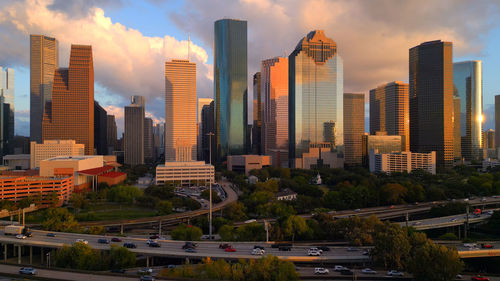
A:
[369,81,409,151]
[409,40,453,168]
[42,45,94,155]
[165,59,197,162]
[344,93,365,166]
[30,35,58,143]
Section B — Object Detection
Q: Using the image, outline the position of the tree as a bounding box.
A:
[42,208,81,232]
[107,185,143,204]
[371,222,411,269]
[171,224,203,241]
[282,215,308,242]
[54,242,102,270]
[156,200,173,215]
[70,193,88,211]
[109,245,136,269]
[201,189,221,203]
[224,202,247,221]
[236,222,266,241]
[380,183,407,204]
[218,224,236,241]
[408,240,463,281]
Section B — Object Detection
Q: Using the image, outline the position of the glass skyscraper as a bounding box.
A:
[214,19,248,160]
[453,61,483,161]
[0,67,14,156]
[288,30,343,168]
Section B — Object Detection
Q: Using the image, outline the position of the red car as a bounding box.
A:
[472,276,490,281]
[481,244,494,249]
[111,238,122,242]
[224,247,237,252]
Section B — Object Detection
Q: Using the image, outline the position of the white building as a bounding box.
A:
[156,161,214,186]
[39,155,105,189]
[275,188,297,201]
[30,140,85,169]
[369,150,436,175]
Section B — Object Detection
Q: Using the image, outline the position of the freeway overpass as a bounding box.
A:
[400,208,498,230]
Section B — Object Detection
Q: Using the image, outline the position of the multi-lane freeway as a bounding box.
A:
[401,208,498,230]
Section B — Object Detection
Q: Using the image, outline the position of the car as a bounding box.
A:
[140,275,155,281]
[46,233,56,237]
[456,274,462,279]
[389,205,395,209]
[19,267,37,275]
[340,269,354,275]
[252,249,265,255]
[244,219,257,223]
[334,265,346,271]
[309,247,323,253]
[413,221,422,225]
[146,239,157,245]
[314,267,329,274]
[493,195,500,198]
[481,243,494,249]
[471,276,490,281]
[481,197,487,202]
[166,264,176,269]
[464,243,477,248]
[16,234,26,239]
[149,242,161,248]
[138,268,153,274]
[75,239,88,244]
[354,209,361,212]
[123,242,137,248]
[185,248,197,253]
[464,198,470,202]
[254,245,265,250]
[25,232,32,237]
[110,268,126,273]
[316,246,330,251]
[149,234,160,239]
[201,234,215,240]
[362,250,370,255]
[307,250,321,256]
[98,238,110,244]
[487,210,494,215]
[183,242,197,249]
[361,268,377,274]
[346,247,358,252]
[278,246,291,251]
[111,237,122,242]
[225,247,237,252]
[387,270,404,276]
[219,243,231,249]
[450,218,458,222]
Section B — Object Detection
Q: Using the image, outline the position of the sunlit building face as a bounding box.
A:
[288,30,343,168]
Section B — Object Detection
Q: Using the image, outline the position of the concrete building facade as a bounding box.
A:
[344,93,365,166]
[124,96,145,165]
[30,140,85,169]
[369,150,436,175]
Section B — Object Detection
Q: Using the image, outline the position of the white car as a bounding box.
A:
[309,247,323,253]
[314,267,329,274]
[251,249,265,255]
[146,239,157,245]
[334,265,347,271]
[387,270,404,276]
[138,268,153,274]
[463,243,477,248]
[307,250,321,256]
[362,268,377,274]
[75,239,88,244]
[16,234,26,239]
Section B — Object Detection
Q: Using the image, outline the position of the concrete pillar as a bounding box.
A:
[120,224,124,235]
[158,220,162,236]
[17,245,21,264]
[3,244,6,261]
[40,248,44,264]
[146,256,149,268]
[29,246,32,264]
[151,256,154,267]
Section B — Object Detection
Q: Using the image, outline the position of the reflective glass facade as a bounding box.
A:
[453,61,482,161]
[288,30,343,168]
[214,19,248,160]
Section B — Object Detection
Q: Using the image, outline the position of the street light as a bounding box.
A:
[207,132,215,240]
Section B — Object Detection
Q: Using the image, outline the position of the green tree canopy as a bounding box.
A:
[171,224,203,241]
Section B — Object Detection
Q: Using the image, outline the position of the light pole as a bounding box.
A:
[207,132,215,240]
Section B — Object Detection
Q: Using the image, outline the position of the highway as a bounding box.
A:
[401,208,498,230]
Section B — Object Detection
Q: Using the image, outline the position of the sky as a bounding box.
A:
[1,0,500,137]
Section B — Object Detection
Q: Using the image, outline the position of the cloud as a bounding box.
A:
[0,0,213,125]
[104,104,164,136]
[169,0,500,93]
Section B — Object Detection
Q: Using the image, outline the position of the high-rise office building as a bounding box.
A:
[369,81,409,151]
[453,61,483,161]
[262,57,289,167]
[252,72,262,155]
[124,96,145,165]
[344,93,365,166]
[289,30,343,168]
[30,35,58,143]
[201,101,216,164]
[144,117,153,163]
[362,133,402,166]
[496,95,500,149]
[153,123,165,162]
[0,67,14,156]
[453,96,461,160]
[197,98,213,160]
[165,59,197,162]
[42,45,94,155]
[94,101,107,155]
[409,40,453,168]
[214,19,248,160]
[106,114,117,154]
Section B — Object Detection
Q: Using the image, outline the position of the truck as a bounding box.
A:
[473,208,482,216]
[4,225,31,236]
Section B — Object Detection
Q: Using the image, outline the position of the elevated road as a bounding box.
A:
[400,208,498,230]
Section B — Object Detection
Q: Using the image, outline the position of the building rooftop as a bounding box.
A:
[78,166,114,176]
[45,155,103,161]
[161,161,214,167]
[3,154,30,160]
[99,171,126,178]
[275,188,297,198]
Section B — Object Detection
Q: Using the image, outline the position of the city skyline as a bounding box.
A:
[1,1,500,137]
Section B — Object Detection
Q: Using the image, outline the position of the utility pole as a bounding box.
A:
[207,132,215,240]
[465,203,469,240]
[405,212,409,228]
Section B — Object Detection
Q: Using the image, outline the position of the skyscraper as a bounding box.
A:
[201,101,216,164]
[165,59,197,162]
[344,93,365,166]
[409,40,453,168]
[30,35,58,143]
[124,96,145,165]
[252,72,262,155]
[42,45,94,155]
[214,19,248,160]
[453,61,483,161]
[289,30,343,168]
[144,117,153,163]
[197,98,213,160]
[0,67,14,156]
[106,114,117,154]
[369,81,409,151]
[94,101,107,155]
[262,57,289,167]
[496,95,500,149]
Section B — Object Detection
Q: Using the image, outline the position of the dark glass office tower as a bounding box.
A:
[409,40,453,168]
[214,19,248,161]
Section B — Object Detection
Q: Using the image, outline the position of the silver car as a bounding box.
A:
[19,267,37,275]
